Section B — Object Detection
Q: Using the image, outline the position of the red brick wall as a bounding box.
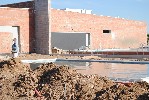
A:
[51,9,147,49]
[0,8,35,53]
[0,6,147,54]
[0,32,12,53]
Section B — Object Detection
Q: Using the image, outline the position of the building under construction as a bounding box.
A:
[0,0,147,54]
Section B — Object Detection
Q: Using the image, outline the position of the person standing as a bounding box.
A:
[12,38,18,58]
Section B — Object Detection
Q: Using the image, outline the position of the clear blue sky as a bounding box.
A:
[0,0,149,32]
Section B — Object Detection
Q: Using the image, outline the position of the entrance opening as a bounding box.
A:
[51,32,90,50]
[12,26,20,53]
[0,26,20,54]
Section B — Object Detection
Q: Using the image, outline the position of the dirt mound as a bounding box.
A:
[0,58,149,100]
[0,58,32,99]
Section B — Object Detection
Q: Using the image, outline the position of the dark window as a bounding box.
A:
[103,30,111,33]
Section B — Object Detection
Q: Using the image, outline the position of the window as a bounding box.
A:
[103,30,111,33]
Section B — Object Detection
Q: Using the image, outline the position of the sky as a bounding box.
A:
[0,0,149,32]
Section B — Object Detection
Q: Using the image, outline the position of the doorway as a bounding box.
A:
[0,26,20,53]
[12,26,20,53]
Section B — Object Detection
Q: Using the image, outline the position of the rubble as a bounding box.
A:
[0,58,149,99]
[52,47,65,54]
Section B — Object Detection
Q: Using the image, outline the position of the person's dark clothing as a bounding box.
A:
[12,43,17,53]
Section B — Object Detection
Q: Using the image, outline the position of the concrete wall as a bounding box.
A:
[51,9,147,49]
[34,0,51,54]
[51,32,89,50]
[0,7,35,53]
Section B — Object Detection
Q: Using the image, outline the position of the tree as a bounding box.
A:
[147,34,149,45]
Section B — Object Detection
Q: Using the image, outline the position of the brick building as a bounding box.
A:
[0,0,147,54]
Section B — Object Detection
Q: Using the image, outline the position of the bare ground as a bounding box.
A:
[0,54,149,100]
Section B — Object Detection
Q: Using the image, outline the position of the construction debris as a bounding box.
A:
[52,47,63,54]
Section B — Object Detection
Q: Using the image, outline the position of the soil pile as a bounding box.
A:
[0,58,32,99]
[0,58,149,100]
